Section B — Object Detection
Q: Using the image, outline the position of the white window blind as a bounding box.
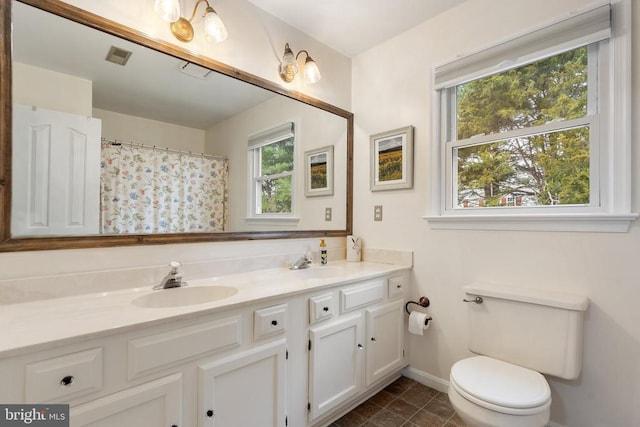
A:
[248,122,294,148]
[434,3,611,89]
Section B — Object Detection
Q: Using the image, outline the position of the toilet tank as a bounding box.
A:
[463,282,589,380]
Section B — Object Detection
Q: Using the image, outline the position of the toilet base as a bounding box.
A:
[448,384,550,427]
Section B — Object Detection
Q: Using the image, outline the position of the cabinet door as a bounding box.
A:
[366,299,405,386]
[70,374,181,427]
[199,339,286,427]
[308,312,364,421]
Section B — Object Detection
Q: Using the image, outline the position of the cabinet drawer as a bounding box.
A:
[309,293,335,324]
[254,304,288,340]
[25,347,103,403]
[128,316,241,380]
[388,275,406,299]
[340,279,385,313]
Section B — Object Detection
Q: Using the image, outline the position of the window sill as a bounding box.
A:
[423,213,638,233]
[245,216,300,226]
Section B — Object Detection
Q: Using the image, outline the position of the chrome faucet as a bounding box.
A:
[154,261,187,289]
[290,254,312,270]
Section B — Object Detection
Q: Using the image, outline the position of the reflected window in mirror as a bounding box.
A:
[247,122,297,220]
[1,0,353,251]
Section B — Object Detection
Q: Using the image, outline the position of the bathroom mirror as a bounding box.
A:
[0,0,353,251]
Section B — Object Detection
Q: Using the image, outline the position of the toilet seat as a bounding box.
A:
[450,356,551,416]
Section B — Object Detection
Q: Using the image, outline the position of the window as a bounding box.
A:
[248,122,297,221]
[454,46,592,209]
[427,2,636,232]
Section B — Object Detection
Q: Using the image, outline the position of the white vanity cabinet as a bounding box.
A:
[198,302,290,427]
[198,339,287,427]
[308,312,364,420]
[0,339,184,427]
[1,266,410,427]
[365,299,405,386]
[307,273,409,425]
[70,374,182,427]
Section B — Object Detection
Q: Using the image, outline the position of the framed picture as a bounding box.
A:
[305,145,334,197]
[370,125,414,191]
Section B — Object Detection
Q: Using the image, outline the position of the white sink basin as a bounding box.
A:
[291,267,343,279]
[132,286,238,308]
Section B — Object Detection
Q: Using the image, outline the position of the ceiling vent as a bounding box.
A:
[105,46,132,66]
[178,61,212,79]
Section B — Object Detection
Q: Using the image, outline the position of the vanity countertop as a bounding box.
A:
[0,261,410,357]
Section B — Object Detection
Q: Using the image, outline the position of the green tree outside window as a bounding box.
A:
[455,47,589,207]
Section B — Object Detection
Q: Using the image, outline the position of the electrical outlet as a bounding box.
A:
[374,205,383,221]
[325,207,332,221]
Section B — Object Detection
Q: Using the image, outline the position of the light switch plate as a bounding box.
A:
[325,207,332,221]
[374,205,383,221]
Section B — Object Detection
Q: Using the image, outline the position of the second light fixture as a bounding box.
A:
[279,43,321,84]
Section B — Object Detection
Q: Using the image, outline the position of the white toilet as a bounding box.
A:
[448,282,589,427]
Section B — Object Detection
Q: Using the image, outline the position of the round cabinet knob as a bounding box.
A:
[322,306,329,312]
[206,410,214,418]
[357,344,363,350]
[60,375,74,387]
[371,337,376,342]
[271,320,278,326]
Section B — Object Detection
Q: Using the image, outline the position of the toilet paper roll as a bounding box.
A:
[408,311,430,336]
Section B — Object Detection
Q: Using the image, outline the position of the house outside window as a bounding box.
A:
[247,122,297,221]
[426,2,636,232]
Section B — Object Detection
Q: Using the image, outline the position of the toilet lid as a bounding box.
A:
[450,356,551,410]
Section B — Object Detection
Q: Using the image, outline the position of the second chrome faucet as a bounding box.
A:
[290,254,312,270]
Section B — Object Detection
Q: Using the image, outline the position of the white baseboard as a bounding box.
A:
[401,365,449,393]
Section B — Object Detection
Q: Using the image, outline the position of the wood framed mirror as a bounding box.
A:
[0,0,353,252]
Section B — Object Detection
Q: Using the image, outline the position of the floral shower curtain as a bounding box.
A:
[100,142,228,234]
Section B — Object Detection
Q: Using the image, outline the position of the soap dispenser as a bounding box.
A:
[320,239,328,265]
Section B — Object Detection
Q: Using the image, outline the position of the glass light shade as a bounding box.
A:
[303,58,321,84]
[154,0,181,23]
[279,48,298,82]
[203,10,228,43]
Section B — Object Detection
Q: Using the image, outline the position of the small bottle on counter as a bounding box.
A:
[320,239,328,265]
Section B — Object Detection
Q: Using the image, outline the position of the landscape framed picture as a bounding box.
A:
[305,145,334,197]
[370,125,414,191]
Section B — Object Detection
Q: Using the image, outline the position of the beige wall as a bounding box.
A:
[94,108,205,152]
[13,62,92,115]
[207,95,347,231]
[351,0,639,426]
[13,64,205,152]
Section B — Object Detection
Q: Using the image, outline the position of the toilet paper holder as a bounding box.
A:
[405,296,432,325]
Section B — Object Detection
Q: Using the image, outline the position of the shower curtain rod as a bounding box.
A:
[101,137,227,161]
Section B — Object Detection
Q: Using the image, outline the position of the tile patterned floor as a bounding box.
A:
[329,376,467,427]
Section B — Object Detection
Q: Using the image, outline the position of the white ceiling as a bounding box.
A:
[247,0,468,57]
[14,1,468,129]
[13,2,275,130]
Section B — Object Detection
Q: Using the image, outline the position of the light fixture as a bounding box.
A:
[279,43,321,84]
[154,0,227,43]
